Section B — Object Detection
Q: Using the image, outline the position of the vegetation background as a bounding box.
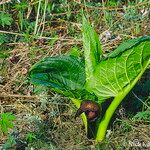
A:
[0,0,150,149]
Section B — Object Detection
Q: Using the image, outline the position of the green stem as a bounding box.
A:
[96,92,126,142]
[96,60,150,142]
[34,0,42,35]
[71,98,88,132]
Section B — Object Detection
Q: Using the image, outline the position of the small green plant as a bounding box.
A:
[2,135,16,149]
[0,112,15,135]
[26,132,37,143]
[0,12,13,27]
[13,1,29,31]
[0,34,9,45]
[133,110,150,121]
[29,15,150,142]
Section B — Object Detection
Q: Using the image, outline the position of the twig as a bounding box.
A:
[0,0,11,5]
[34,0,42,35]
[0,30,81,41]
[132,92,150,109]
[0,94,38,99]
[80,1,150,11]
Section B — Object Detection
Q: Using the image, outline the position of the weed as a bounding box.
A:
[0,34,9,45]
[25,132,36,143]
[0,112,15,135]
[0,12,13,27]
[1,135,16,150]
[29,16,150,141]
[133,110,150,121]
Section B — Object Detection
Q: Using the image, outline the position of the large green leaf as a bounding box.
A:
[85,36,150,102]
[82,16,150,141]
[82,16,150,102]
[29,55,95,100]
[82,15,102,82]
[29,16,150,142]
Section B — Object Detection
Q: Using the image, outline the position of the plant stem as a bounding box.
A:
[96,59,150,142]
[71,98,87,132]
[34,0,42,35]
[96,91,126,142]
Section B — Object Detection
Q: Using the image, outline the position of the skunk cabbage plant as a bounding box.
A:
[29,16,150,142]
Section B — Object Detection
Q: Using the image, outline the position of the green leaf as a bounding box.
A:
[87,36,150,102]
[0,34,9,45]
[29,55,95,100]
[0,52,9,58]
[82,15,102,82]
[14,2,28,10]
[26,132,37,143]
[0,112,15,134]
[133,110,150,121]
[71,98,87,132]
[82,16,150,141]
[29,16,150,142]
[2,135,16,149]
[67,46,81,57]
[108,36,150,58]
[0,12,13,27]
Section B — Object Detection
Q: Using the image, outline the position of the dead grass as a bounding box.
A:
[101,120,150,150]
